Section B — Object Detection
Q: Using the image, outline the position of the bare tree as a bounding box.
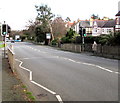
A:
[52,17,67,39]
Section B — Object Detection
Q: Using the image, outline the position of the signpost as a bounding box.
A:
[46,33,51,45]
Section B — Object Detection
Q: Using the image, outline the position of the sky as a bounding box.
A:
[0,0,120,30]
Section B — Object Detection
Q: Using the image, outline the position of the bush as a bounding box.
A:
[114,32,120,45]
[99,34,115,45]
[61,36,71,43]
[51,38,58,45]
[74,36,82,44]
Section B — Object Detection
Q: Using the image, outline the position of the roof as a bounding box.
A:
[94,21,108,27]
[79,21,90,28]
[115,11,120,16]
[102,20,116,28]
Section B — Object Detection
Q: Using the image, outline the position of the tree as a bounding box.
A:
[65,17,71,22]
[91,14,99,19]
[35,4,54,43]
[25,20,36,40]
[52,17,67,39]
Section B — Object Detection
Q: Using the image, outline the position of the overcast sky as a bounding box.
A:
[0,0,119,30]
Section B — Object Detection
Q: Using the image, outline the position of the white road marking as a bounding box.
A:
[96,65,113,73]
[31,81,56,95]
[58,57,116,74]
[15,59,63,103]
[56,95,64,103]
[30,71,32,81]
[23,46,117,74]
[22,58,30,60]
[114,72,119,74]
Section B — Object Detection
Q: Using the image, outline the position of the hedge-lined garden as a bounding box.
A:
[51,29,120,46]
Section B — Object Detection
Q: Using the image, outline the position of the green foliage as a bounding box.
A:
[22,85,27,88]
[114,32,120,45]
[98,32,120,46]
[61,28,76,43]
[75,36,82,44]
[35,5,54,22]
[99,34,115,45]
[35,4,54,43]
[71,33,80,43]
[51,38,58,45]
[84,36,100,44]
[61,36,71,43]
[20,35,26,41]
[66,28,75,39]
[35,25,48,42]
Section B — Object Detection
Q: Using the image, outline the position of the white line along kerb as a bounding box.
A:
[56,95,64,103]
[31,81,56,95]
[15,59,64,103]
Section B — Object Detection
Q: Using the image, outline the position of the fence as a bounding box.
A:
[7,45,15,72]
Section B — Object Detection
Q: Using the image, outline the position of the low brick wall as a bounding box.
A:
[61,44,81,53]
[84,44,120,59]
[96,45,120,59]
[60,43,120,59]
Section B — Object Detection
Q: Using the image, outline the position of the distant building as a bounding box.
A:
[115,12,120,32]
[72,20,92,36]
[92,20,116,36]
[115,1,120,32]
[102,20,116,35]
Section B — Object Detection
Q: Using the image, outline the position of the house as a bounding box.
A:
[115,11,120,31]
[72,20,80,34]
[102,20,116,35]
[72,20,92,36]
[65,21,74,29]
[79,20,92,36]
[92,20,116,36]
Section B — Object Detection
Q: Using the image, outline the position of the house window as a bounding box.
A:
[107,29,112,33]
[95,28,97,32]
[102,29,104,32]
[107,29,109,33]
[109,29,111,33]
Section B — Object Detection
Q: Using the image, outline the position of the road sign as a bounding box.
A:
[46,33,51,39]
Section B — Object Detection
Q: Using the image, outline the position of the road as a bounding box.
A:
[13,42,118,101]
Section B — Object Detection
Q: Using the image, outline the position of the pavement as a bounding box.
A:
[13,42,119,102]
[0,48,26,102]
[0,49,2,102]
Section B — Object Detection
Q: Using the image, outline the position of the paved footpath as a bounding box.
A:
[1,48,26,102]
[0,49,2,103]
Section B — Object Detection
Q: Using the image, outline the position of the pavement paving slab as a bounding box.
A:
[0,49,2,103]
[2,57,25,102]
